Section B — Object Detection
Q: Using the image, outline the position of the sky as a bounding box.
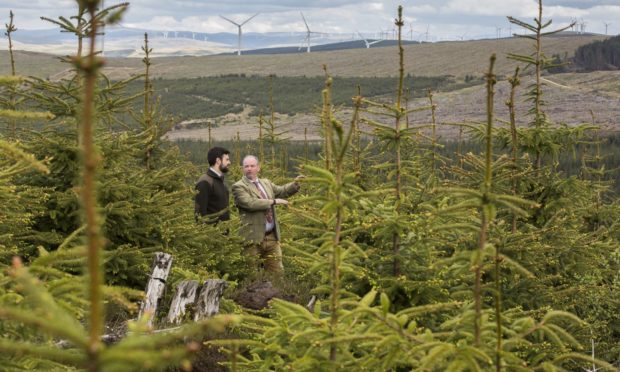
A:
[1,0,619,41]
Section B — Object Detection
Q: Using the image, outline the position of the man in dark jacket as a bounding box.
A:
[195,147,231,224]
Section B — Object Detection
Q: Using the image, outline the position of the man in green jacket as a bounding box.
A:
[232,155,302,273]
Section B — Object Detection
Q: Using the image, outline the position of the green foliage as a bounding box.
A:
[506,0,581,168]
[0,257,239,371]
[1,1,619,371]
[1,2,243,370]
[209,3,620,370]
[0,75,51,263]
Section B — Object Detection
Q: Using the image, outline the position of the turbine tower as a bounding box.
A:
[220,12,259,56]
[357,31,382,48]
[300,12,318,53]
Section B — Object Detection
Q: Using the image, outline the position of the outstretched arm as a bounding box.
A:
[270,177,302,199]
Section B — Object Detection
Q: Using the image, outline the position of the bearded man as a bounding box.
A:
[195,146,231,224]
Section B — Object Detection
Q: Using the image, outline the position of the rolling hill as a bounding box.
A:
[1,33,618,142]
[0,34,610,80]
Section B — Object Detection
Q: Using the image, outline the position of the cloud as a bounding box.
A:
[407,4,438,15]
[587,4,620,17]
[442,0,540,17]
[544,0,620,9]
[545,5,589,17]
[123,3,403,34]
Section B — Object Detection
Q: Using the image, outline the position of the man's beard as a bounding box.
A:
[220,165,229,173]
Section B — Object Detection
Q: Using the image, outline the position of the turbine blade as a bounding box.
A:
[220,15,240,26]
[240,12,259,26]
[300,12,310,31]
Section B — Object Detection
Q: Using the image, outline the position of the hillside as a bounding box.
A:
[163,70,620,142]
[232,39,418,55]
[3,34,618,142]
[0,34,609,80]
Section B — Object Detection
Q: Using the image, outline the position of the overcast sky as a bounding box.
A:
[1,0,619,41]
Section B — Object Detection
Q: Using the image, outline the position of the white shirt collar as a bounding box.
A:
[209,167,222,177]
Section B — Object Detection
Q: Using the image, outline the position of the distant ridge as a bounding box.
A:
[0,34,610,80]
[3,27,390,57]
[224,39,419,55]
[1,27,608,58]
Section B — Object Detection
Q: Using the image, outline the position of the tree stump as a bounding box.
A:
[138,252,173,326]
[194,279,228,320]
[166,280,200,324]
[232,280,280,310]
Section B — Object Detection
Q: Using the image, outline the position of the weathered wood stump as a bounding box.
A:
[138,252,173,326]
[194,279,228,321]
[307,295,317,311]
[166,280,200,324]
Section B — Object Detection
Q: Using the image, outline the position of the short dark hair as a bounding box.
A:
[207,147,230,166]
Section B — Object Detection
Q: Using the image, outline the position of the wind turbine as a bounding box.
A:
[577,18,586,34]
[357,31,382,48]
[604,22,611,35]
[300,12,320,53]
[220,12,259,56]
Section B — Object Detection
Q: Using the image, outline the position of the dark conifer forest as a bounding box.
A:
[574,35,620,71]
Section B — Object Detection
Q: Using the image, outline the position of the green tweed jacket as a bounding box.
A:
[232,176,300,243]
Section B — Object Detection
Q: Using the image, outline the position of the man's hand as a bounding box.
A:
[294,175,305,185]
[274,198,289,205]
